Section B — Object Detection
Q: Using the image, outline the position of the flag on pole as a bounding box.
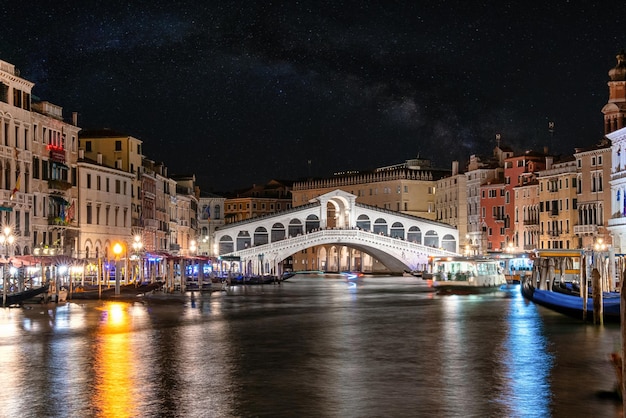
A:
[10,173,20,200]
[66,200,75,223]
[10,147,20,200]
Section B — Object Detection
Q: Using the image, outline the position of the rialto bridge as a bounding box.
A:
[214,190,460,275]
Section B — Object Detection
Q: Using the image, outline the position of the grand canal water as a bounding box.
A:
[0,275,622,417]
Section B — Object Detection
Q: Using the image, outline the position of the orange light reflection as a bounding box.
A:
[92,302,136,418]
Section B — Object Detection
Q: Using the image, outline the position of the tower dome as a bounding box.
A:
[609,50,626,81]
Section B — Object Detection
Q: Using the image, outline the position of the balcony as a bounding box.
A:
[573,224,598,236]
[48,178,72,191]
[144,219,159,230]
[523,219,539,226]
[48,215,70,226]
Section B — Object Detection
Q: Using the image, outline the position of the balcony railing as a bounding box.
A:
[47,215,71,226]
[144,219,159,229]
[573,225,598,235]
[48,179,72,191]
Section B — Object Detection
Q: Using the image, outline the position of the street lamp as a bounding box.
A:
[113,242,123,296]
[132,235,143,284]
[0,227,15,307]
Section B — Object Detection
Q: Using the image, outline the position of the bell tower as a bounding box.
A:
[602,50,626,134]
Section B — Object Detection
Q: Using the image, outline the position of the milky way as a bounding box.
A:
[1,1,624,191]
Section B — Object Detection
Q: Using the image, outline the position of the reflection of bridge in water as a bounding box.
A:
[215,190,460,275]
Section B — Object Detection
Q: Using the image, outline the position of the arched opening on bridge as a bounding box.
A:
[390,222,405,239]
[407,226,422,244]
[254,226,269,246]
[441,234,457,253]
[219,235,234,254]
[288,219,303,237]
[324,195,352,228]
[356,214,370,231]
[326,203,337,228]
[305,214,320,232]
[236,231,251,250]
[424,230,439,248]
[373,218,388,235]
[271,223,286,242]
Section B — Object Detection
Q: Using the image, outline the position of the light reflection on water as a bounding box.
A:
[0,276,622,417]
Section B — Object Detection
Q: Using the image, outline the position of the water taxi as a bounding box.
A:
[431,257,508,294]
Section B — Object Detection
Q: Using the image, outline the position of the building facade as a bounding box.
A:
[197,192,225,257]
[75,155,134,260]
[537,157,578,249]
[435,161,468,245]
[225,180,292,223]
[574,140,612,250]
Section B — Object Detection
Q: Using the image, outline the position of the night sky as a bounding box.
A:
[1,2,625,192]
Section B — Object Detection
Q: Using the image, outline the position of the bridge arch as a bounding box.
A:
[407,226,422,244]
[219,235,234,253]
[424,230,439,248]
[305,214,320,232]
[237,231,251,250]
[271,223,286,241]
[390,222,405,239]
[373,218,388,235]
[214,190,460,274]
[356,214,371,231]
[288,219,303,237]
[441,234,456,252]
[254,226,269,246]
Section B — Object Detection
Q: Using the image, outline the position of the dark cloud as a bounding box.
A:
[1,1,625,191]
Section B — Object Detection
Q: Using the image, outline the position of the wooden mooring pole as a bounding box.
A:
[591,268,603,326]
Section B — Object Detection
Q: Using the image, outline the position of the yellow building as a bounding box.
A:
[537,156,579,249]
[292,156,448,217]
[435,161,467,245]
[78,129,144,230]
[514,180,540,251]
[574,140,612,249]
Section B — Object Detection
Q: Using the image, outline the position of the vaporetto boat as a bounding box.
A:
[431,257,508,294]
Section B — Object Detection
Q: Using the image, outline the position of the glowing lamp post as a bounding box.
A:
[1,227,15,307]
[113,242,123,296]
[132,235,143,283]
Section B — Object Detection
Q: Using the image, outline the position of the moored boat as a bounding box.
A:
[431,257,507,294]
[520,277,620,322]
[2,284,50,307]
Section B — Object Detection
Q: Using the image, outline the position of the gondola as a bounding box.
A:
[520,277,621,322]
[2,284,50,307]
